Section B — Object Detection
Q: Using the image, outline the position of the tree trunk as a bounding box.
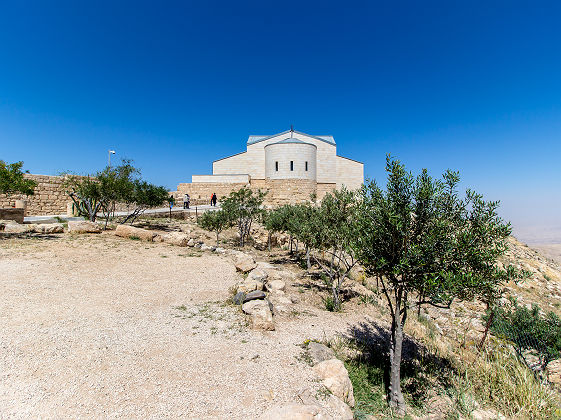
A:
[268,232,272,252]
[389,308,406,415]
[478,309,494,350]
[306,247,311,271]
[216,231,219,246]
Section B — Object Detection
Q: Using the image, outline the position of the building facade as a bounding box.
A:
[176,129,364,205]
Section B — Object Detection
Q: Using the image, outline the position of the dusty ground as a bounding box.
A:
[0,233,367,419]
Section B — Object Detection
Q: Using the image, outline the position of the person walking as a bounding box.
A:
[183,193,190,209]
[211,193,217,207]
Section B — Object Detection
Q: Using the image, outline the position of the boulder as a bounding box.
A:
[234,253,257,273]
[313,359,355,407]
[259,404,327,420]
[326,395,353,420]
[115,225,156,241]
[237,277,264,293]
[68,220,102,234]
[162,232,190,246]
[34,223,64,234]
[247,268,268,283]
[251,304,275,331]
[187,238,195,247]
[242,299,269,315]
[2,222,32,233]
[308,342,336,365]
[232,291,246,305]
[266,279,286,293]
[243,290,266,303]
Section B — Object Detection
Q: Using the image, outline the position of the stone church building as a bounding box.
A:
[176,129,364,205]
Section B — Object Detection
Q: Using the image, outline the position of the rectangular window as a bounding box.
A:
[290,161,294,171]
[305,161,308,171]
[275,161,278,171]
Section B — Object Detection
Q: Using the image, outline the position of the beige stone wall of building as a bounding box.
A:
[316,183,337,200]
[0,174,72,216]
[212,152,252,177]
[264,142,317,180]
[336,156,364,190]
[263,179,316,205]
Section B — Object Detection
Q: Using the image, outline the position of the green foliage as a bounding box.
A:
[489,302,561,371]
[221,187,267,247]
[352,155,527,414]
[0,160,37,196]
[198,209,231,245]
[64,160,168,225]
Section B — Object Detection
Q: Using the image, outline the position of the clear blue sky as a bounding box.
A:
[1,1,560,241]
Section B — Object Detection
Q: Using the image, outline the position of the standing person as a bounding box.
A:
[183,193,190,209]
[212,193,217,207]
[210,194,214,206]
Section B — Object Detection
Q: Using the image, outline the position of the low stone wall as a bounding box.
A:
[0,174,72,216]
[0,208,25,223]
[263,179,317,205]
[176,182,249,205]
[316,183,337,200]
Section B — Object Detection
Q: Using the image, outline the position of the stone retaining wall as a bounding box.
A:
[0,174,72,216]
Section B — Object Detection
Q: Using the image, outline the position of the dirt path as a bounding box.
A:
[0,234,364,418]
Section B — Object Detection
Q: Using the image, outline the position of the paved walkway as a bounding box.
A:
[24,204,221,223]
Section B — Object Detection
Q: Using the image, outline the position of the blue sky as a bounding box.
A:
[1,1,560,241]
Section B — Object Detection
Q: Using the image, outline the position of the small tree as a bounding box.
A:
[353,156,527,414]
[488,301,561,374]
[121,180,169,224]
[221,187,267,247]
[263,205,293,251]
[64,175,103,221]
[0,161,37,196]
[309,188,358,311]
[198,209,231,246]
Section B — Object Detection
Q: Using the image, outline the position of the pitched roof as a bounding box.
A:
[265,138,317,147]
[247,130,336,146]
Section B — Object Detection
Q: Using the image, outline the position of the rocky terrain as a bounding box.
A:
[1,216,561,418]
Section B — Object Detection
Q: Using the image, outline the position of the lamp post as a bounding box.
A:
[108,150,116,168]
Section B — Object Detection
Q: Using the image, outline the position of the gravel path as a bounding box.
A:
[0,234,361,418]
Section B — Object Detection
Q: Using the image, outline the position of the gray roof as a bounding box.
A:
[265,138,317,147]
[247,130,336,146]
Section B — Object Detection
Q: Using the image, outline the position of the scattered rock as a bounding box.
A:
[471,409,504,420]
[243,290,266,302]
[187,238,195,247]
[162,232,190,246]
[259,403,326,420]
[266,279,286,293]
[234,253,257,273]
[308,342,336,365]
[115,225,156,241]
[256,261,278,271]
[33,223,64,234]
[200,243,215,251]
[237,277,264,293]
[242,299,269,315]
[251,304,275,331]
[232,291,246,305]
[2,223,32,233]
[68,220,102,234]
[214,247,226,254]
[248,268,269,283]
[313,359,355,407]
[326,395,353,420]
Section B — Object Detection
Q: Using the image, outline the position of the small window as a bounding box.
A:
[305,161,308,171]
[275,161,278,171]
[290,161,294,171]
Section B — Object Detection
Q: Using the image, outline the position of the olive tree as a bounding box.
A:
[221,187,267,247]
[353,156,527,415]
[198,209,231,246]
[0,160,37,196]
[309,188,359,311]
